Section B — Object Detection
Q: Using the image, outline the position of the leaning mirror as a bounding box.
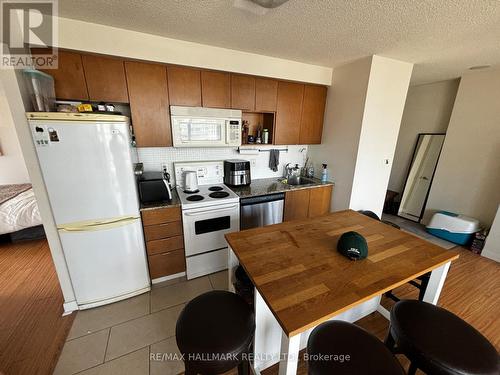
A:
[398,133,446,222]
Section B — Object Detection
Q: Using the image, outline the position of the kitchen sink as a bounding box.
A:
[279,177,316,186]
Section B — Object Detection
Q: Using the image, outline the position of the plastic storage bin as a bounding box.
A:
[23,68,56,112]
[426,211,480,245]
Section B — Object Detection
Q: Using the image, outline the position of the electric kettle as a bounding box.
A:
[183,170,199,193]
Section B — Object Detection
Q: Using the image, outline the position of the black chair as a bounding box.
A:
[358,210,431,302]
[307,320,405,375]
[385,300,499,375]
[176,290,255,375]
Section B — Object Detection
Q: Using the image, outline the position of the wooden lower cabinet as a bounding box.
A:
[141,207,185,280]
[284,186,333,221]
[148,249,185,280]
[308,185,333,218]
[284,189,310,221]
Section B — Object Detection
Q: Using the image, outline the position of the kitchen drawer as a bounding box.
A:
[142,206,181,226]
[148,249,185,279]
[143,221,183,241]
[146,235,184,256]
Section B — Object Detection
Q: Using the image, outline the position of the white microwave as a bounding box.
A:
[170,106,242,147]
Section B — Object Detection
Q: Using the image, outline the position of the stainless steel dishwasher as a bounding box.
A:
[240,193,285,230]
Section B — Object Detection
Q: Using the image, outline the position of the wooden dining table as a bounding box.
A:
[225,209,459,375]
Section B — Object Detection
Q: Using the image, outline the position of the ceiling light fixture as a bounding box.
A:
[249,0,290,8]
[233,0,289,15]
[468,65,491,70]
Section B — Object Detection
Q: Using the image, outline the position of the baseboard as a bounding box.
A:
[62,300,78,316]
[152,272,186,284]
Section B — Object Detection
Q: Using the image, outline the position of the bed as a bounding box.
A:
[0,184,44,240]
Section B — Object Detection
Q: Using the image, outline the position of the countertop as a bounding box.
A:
[229,177,334,198]
[139,177,334,210]
[139,188,181,211]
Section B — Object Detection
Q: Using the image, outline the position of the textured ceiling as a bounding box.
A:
[58,0,500,84]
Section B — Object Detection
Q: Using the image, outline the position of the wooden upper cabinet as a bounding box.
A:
[274,81,304,145]
[284,189,310,222]
[167,66,202,107]
[255,78,278,112]
[125,61,171,147]
[81,54,129,103]
[231,74,255,111]
[201,71,231,108]
[31,48,89,101]
[299,85,327,144]
[308,186,333,218]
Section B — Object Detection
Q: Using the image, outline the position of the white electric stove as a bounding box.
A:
[174,161,240,279]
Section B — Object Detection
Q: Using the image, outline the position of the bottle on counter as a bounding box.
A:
[321,164,329,182]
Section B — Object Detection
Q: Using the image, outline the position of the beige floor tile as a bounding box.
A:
[67,293,150,340]
[150,336,185,375]
[105,303,184,361]
[53,329,109,375]
[78,347,149,375]
[150,276,212,313]
[209,270,229,290]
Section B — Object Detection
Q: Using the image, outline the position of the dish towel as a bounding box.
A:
[269,149,280,172]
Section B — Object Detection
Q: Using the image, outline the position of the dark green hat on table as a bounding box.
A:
[337,231,368,260]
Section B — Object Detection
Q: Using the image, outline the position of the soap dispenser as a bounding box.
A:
[321,164,329,182]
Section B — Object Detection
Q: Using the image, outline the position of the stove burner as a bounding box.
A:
[186,195,204,201]
[208,186,224,192]
[184,189,200,194]
[209,191,230,199]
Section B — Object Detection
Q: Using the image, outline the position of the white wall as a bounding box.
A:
[481,205,500,263]
[309,56,413,216]
[55,17,332,85]
[0,51,77,311]
[349,56,413,216]
[308,57,373,211]
[423,68,500,227]
[138,145,307,184]
[0,84,30,184]
[388,79,460,193]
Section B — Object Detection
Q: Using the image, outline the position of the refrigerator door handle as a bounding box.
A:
[58,216,140,232]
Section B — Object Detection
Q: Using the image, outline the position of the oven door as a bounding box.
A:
[182,202,240,256]
[172,116,228,147]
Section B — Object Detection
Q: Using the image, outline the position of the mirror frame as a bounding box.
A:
[398,132,446,222]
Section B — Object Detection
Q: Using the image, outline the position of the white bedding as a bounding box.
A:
[0,188,42,235]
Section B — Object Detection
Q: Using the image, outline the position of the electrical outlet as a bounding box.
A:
[161,163,167,172]
[250,159,256,167]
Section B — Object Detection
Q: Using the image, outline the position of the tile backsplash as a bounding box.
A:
[136,145,308,185]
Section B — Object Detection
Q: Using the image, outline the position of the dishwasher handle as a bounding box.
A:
[240,192,285,206]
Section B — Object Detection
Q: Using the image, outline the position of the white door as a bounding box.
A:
[59,219,149,306]
[30,120,139,225]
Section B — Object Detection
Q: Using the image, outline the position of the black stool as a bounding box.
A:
[176,290,255,375]
[385,300,499,375]
[307,321,405,375]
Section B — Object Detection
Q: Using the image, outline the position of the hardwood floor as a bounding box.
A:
[260,246,500,375]
[0,239,74,375]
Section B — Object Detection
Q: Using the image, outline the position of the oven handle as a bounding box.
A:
[184,204,239,216]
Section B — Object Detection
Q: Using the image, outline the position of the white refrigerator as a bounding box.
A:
[28,112,150,309]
